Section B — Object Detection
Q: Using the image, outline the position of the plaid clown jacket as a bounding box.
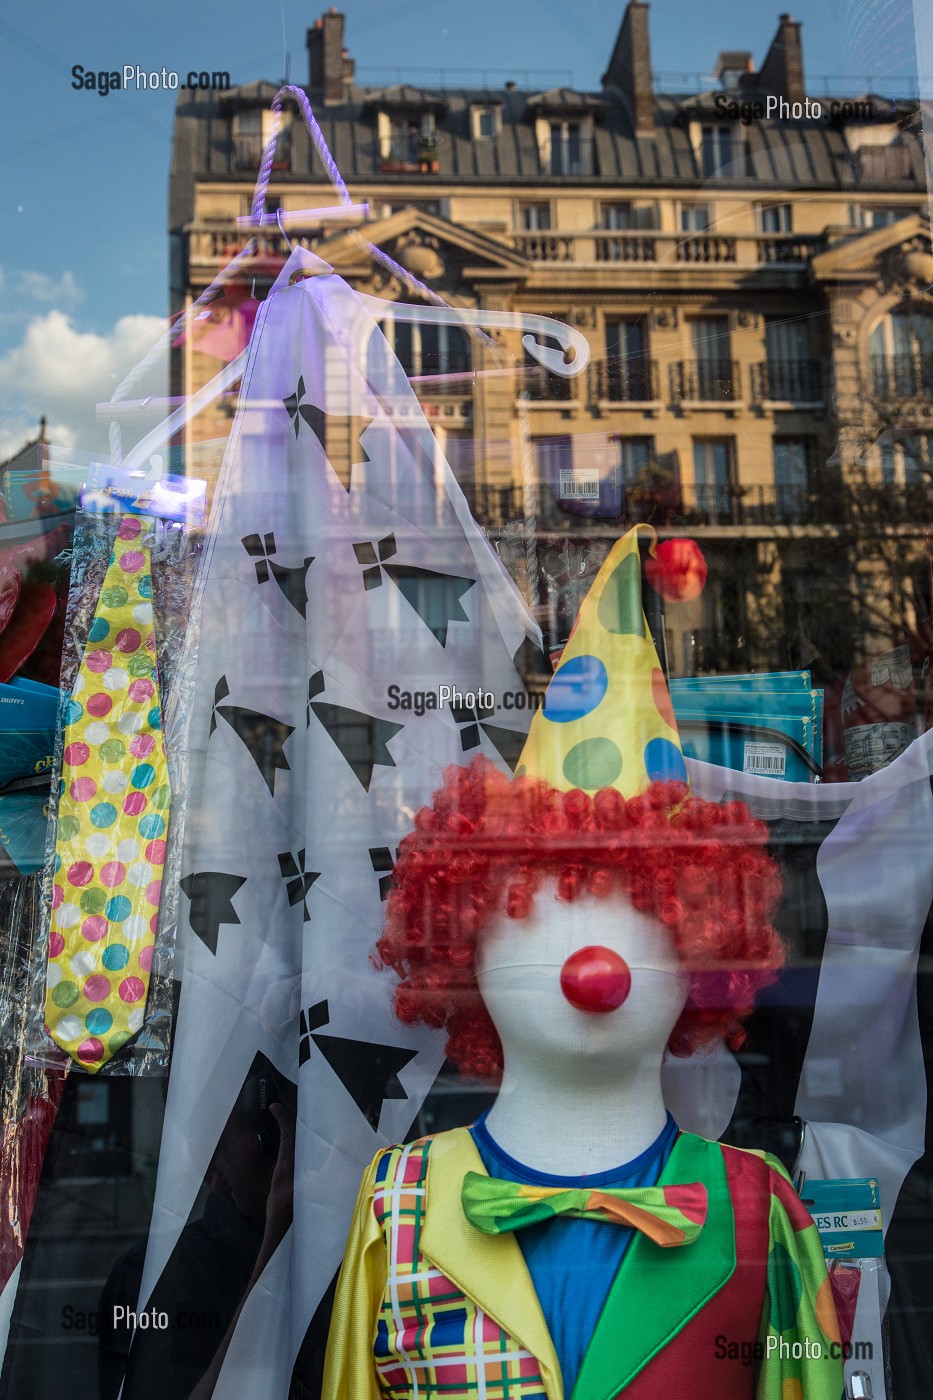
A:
[322,1127,844,1400]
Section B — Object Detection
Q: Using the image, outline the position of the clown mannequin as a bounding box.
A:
[323,528,844,1400]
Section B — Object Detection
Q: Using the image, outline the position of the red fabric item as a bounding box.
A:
[0,1069,68,1290]
[621,1145,771,1400]
[0,580,58,683]
[645,538,708,603]
[828,1260,861,1349]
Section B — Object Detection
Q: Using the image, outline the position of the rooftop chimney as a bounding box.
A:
[602,1,654,135]
[714,51,754,93]
[756,13,804,105]
[307,8,355,104]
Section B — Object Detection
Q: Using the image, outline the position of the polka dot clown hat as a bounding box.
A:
[517,524,687,795]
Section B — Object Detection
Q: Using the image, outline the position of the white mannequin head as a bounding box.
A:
[476,879,689,1085]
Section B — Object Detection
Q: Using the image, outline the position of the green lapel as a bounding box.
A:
[419,1128,565,1400]
[571,1133,735,1400]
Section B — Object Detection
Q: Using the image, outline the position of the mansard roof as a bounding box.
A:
[173,79,926,194]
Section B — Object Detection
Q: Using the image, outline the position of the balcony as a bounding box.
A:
[594,232,658,263]
[626,480,845,528]
[675,235,736,265]
[589,358,659,403]
[751,360,825,404]
[470,483,526,526]
[519,364,578,402]
[870,354,933,399]
[512,234,574,262]
[469,477,932,533]
[754,235,825,264]
[670,360,740,404]
[591,232,825,265]
[379,137,440,174]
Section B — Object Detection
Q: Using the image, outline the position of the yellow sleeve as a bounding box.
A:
[321,1152,388,1400]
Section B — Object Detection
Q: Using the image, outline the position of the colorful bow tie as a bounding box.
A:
[461,1172,707,1248]
[45,516,169,1072]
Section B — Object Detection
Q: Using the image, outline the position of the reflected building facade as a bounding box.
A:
[169,3,932,726]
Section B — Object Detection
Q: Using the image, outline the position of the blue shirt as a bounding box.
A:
[470,1112,678,1396]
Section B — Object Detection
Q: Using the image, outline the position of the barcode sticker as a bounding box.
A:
[743,741,786,776]
[559,469,599,501]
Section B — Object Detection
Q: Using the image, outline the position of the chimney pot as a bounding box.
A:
[756,11,805,104]
[307,8,353,103]
[603,1,654,135]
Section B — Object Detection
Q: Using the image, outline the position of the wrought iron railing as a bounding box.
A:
[669,359,740,402]
[870,354,933,399]
[589,358,659,402]
[520,364,578,401]
[468,477,933,531]
[751,360,825,403]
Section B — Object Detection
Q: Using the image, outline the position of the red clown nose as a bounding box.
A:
[559,946,632,1014]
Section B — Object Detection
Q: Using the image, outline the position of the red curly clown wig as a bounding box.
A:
[375,757,784,1081]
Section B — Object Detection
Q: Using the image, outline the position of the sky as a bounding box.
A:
[0,0,925,459]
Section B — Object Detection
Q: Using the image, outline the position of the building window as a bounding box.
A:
[700,124,740,177]
[600,202,658,230]
[545,120,591,176]
[240,193,281,217]
[850,204,910,228]
[233,108,290,172]
[604,321,653,401]
[881,435,933,487]
[519,201,552,231]
[379,112,436,165]
[693,439,735,519]
[680,202,712,232]
[617,437,653,484]
[472,107,500,140]
[870,310,933,397]
[858,144,912,181]
[368,318,471,381]
[773,438,813,520]
[689,317,734,399]
[757,203,792,233]
[762,317,820,400]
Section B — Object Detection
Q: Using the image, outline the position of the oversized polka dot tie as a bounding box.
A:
[517,524,687,797]
[45,516,169,1071]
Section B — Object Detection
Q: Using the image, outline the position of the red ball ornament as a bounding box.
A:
[559,945,632,1014]
[645,539,707,603]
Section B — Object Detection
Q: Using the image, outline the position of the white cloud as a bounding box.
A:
[17,270,84,306]
[0,308,167,463]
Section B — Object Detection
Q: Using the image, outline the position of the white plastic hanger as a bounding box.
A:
[105,83,589,490]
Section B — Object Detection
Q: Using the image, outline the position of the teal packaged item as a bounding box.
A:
[0,677,58,874]
[0,678,58,787]
[672,671,824,781]
[671,670,814,694]
[677,707,819,781]
[802,1179,884,1259]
